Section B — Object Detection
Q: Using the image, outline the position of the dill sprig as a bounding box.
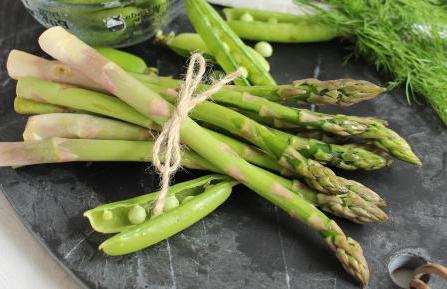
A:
[297,0,447,125]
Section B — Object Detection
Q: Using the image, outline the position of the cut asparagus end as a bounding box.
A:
[23,113,154,141]
[0,139,68,167]
[7,49,102,91]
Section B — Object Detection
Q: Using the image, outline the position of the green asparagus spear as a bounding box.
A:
[38,27,369,284]
[223,8,340,43]
[14,98,75,114]
[23,113,154,141]
[229,78,386,107]
[17,78,158,130]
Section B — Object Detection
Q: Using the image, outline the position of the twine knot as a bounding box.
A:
[152,53,243,216]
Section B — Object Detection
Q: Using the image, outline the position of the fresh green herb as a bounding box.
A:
[296,0,447,125]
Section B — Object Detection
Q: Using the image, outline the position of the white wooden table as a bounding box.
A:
[0,191,80,289]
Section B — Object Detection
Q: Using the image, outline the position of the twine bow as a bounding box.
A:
[152,53,243,216]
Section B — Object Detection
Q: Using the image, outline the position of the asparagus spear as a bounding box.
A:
[7,50,384,107]
[14,98,75,114]
[16,79,386,207]
[23,113,154,141]
[133,74,385,107]
[0,137,386,224]
[228,78,385,107]
[37,27,369,285]
[7,50,103,91]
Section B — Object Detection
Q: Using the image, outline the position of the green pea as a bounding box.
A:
[254,41,273,58]
[241,13,254,22]
[239,66,249,78]
[102,209,113,221]
[128,205,147,225]
[164,196,180,212]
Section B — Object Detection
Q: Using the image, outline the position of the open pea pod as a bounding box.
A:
[98,178,234,256]
[223,8,340,43]
[84,175,231,234]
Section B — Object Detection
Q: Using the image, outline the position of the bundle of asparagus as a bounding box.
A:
[0,1,421,287]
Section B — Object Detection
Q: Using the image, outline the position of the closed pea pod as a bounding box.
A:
[223,8,340,43]
[98,180,234,256]
[185,0,276,86]
[95,47,148,74]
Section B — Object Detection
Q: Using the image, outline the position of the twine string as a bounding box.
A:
[152,53,243,216]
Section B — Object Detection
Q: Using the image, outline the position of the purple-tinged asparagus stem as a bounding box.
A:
[7,50,103,91]
[23,113,153,141]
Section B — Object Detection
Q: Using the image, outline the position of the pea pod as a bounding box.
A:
[98,179,234,256]
[95,47,148,73]
[84,175,230,234]
[223,8,340,43]
[156,32,270,72]
[185,0,276,86]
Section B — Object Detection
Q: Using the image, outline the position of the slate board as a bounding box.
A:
[0,1,446,289]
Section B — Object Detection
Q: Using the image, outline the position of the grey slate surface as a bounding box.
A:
[0,1,446,288]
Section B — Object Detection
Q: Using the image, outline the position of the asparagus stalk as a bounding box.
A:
[7,50,103,91]
[134,74,385,107]
[0,138,213,170]
[16,78,159,130]
[7,50,384,107]
[14,98,75,114]
[37,27,369,285]
[0,137,386,224]
[228,78,385,107]
[23,113,154,141]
